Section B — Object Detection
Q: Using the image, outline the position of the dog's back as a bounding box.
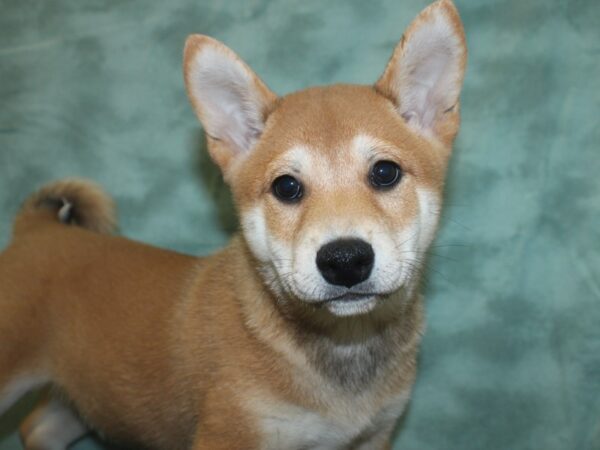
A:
[0,180,202,448]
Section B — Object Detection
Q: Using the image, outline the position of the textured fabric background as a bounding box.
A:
[1,0,599,449]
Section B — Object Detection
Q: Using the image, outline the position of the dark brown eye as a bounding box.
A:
[370,160,402,189]
[272,175,303,202]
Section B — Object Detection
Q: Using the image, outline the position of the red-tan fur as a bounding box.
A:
[0,1,466,449]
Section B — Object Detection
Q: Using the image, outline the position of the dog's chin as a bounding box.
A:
[323,294,378,317]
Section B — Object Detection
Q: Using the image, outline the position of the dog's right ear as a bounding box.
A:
[184,35,277,178]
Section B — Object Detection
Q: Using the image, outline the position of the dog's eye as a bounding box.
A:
[272,175,303,202]
[370,160,402,189]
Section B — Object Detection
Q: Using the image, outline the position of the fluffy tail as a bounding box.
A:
[13,178,117,237]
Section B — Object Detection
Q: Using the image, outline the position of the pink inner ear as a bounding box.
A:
[185,41,275,157]
[377,1,466,136]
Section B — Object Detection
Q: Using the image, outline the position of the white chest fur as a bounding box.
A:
[251,391,410,450]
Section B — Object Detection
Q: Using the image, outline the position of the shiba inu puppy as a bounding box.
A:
[0,0,466,448]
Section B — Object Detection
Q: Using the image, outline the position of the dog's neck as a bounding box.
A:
[290,296,424,389]
[233,235,424,389]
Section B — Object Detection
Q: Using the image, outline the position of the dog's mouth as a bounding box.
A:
[320,294,379,316]
[326,292,378,303]
[313,291,392,316]
[320,289,393,303]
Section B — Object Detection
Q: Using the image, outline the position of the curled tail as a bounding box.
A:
[13,178,117,237]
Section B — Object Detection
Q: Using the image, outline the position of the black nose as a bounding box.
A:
[316,238,375,288]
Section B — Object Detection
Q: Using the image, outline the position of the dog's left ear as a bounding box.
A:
[375,0,467,146]
[184,35,277,178]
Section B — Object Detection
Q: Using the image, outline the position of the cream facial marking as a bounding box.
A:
[241,145,316,297]
[415,187,441,253]
[241,204,270,264]
[240,134,440,317]
[268,145,312,178]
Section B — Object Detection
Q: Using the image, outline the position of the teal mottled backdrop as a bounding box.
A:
[1,0,599,449]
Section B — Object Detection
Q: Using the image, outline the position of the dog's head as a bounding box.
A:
[184,0,466,317]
